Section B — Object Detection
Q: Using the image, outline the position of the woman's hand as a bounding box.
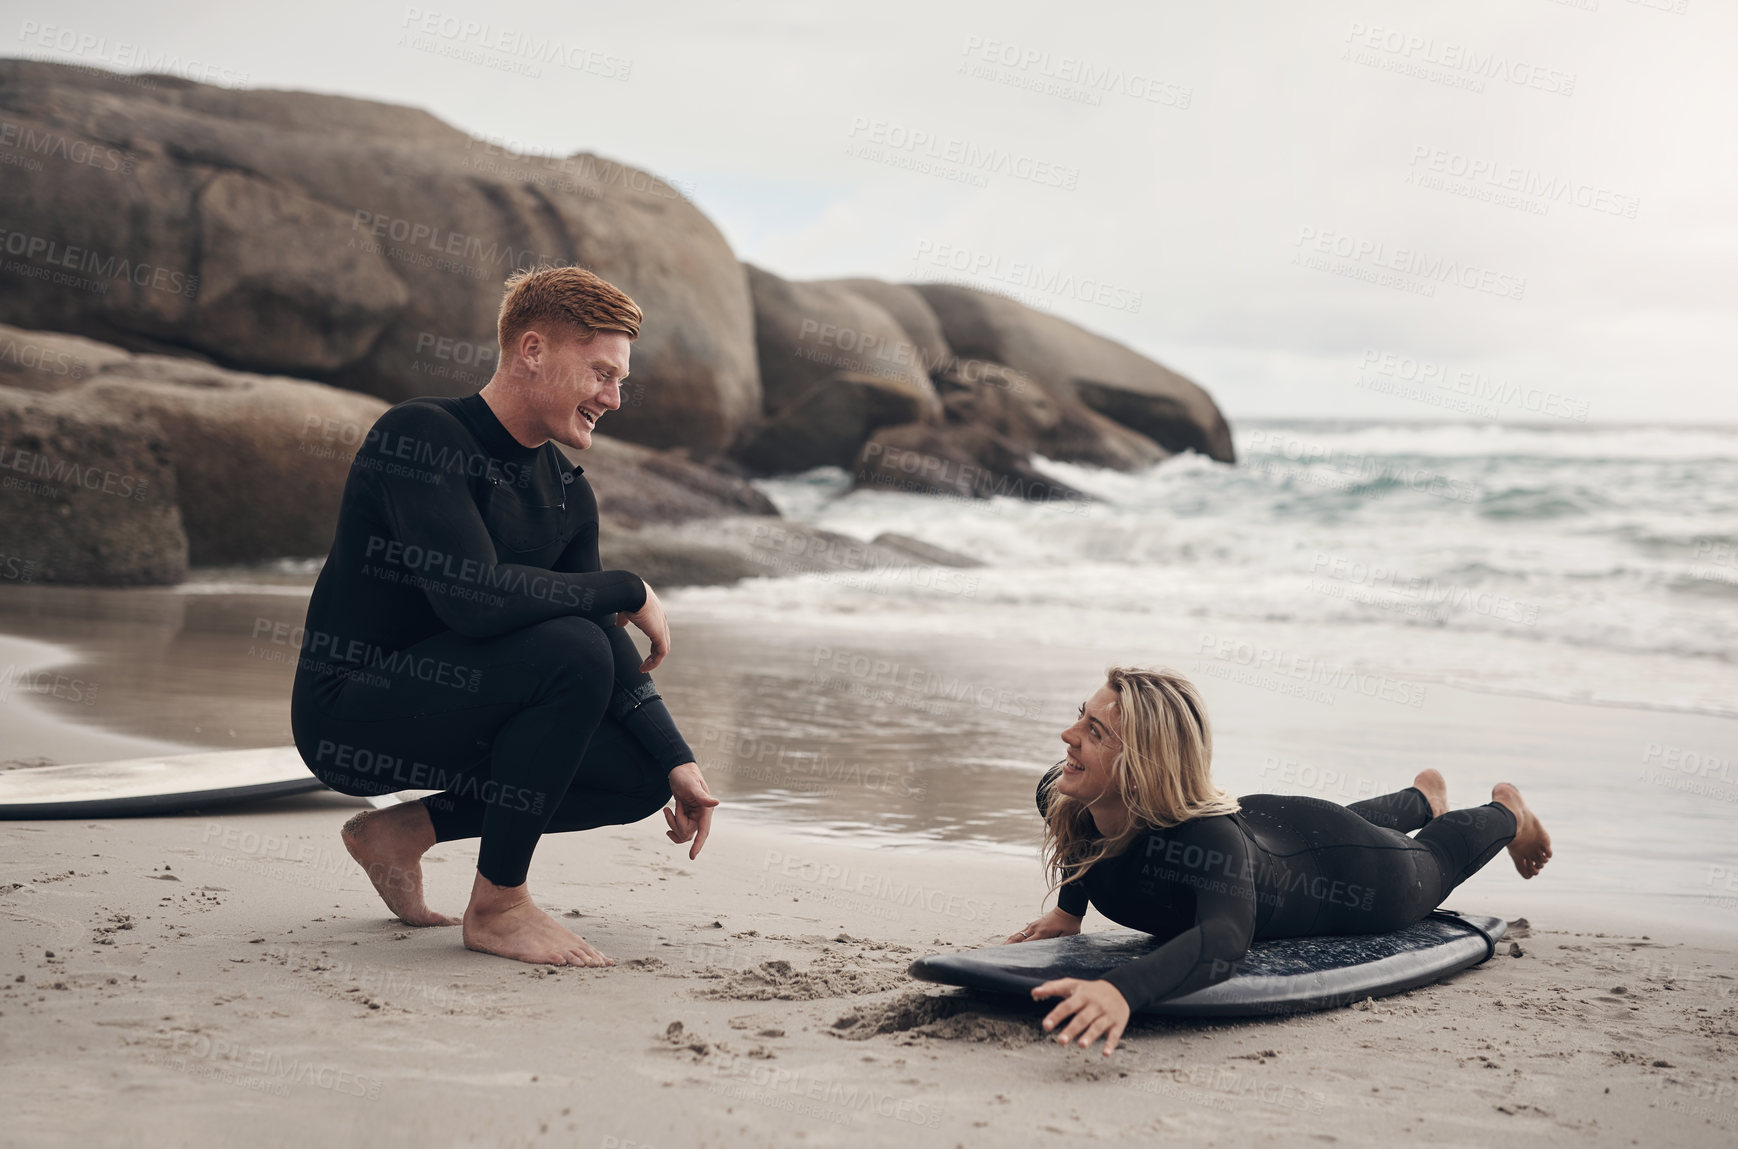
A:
[1005,906,1083,945]
[1031,978,1130,1056]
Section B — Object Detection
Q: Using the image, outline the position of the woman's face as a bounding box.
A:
[1056,683,1122,806]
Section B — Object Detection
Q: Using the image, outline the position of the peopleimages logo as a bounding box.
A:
[762,850,994,923]
[1293,226,1526,301]
[1195,633,1428,709]
[1405,146,1639,220]
[845,117,1080,190]
[15,20,251,87]
[398,8,631,79]
[957,35,1192,109]
[0,229,199,298]
[911,240,1143,314]
[1341,22,1576,97]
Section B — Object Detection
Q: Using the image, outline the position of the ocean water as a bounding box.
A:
[682,420,1738,721]
[652,420,1738,932]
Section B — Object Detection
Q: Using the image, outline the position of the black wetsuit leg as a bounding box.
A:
[418,715,673,840]
[1235,794,1519,934]
[1410,802,1519,897]
[1346,786,1434,833]
[290,616,669,887]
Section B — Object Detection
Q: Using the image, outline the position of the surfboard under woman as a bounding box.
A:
[1006,666,1552,1056]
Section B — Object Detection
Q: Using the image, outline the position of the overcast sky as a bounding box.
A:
[13,0,1736,423]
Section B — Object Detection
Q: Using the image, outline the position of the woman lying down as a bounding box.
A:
[1007,667,1552,1056]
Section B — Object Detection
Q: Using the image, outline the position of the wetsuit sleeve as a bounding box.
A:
[1036,765,1090,918]
[553,489,695,773]
[364,404,647,638]
[1096,817,1257,1012]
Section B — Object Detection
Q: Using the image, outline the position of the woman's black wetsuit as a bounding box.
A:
[290,394,693,887]
[1035,767,1517,1011]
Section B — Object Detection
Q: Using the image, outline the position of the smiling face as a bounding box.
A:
[510,325,629,450]
[1055,683,1123,808]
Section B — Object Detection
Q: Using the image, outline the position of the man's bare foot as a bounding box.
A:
[462,872,613,967]
[1412,769,1449,818]
[341,804,458,926]
[1491,782,1552,879]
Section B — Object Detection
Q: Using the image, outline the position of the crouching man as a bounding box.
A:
[290,265,717,966]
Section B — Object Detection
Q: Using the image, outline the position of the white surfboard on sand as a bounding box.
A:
[0,747,345,818]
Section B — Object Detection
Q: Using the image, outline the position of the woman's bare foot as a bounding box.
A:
[1412,769,1449,818]
[462,872,613,967]
[1491,782,1552,879]
[341,804,459,926]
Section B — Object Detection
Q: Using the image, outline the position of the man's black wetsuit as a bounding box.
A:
[1035,767,1516,1011]
[290,393,693,887]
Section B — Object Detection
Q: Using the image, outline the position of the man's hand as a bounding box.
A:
[1005,906,1083,944]
[1031,978,1131,1056]
[663,762,718,860]
[619,581,670,672]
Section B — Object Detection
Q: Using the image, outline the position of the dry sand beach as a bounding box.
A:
[4,586,1738,1148]
[4,796,1736,1148]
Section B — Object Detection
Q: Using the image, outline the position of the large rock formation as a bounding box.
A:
[815,278,953,377]
[0,59,1238,560]
[0,386,187,586]
[739,275,1225,497]
[732,266,941,473]
[733,371,935,475]
[0,321,393,572]
[558,434,778,527]
[0,322,776,583]
[602,517,987,591]
[853,423,1088,506]
[0,59,761,456]
[913,284,1235,463]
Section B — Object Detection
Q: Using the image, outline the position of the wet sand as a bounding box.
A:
[4,580,1733,933]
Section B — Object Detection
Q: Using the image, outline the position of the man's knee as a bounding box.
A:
[522,616,615,695]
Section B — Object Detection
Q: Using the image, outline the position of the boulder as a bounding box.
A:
[596,521,766,589]
[816,279,953,376]
[0,322,775,583]
[913,283,1235,462]
[1041,406,1170,471]
[871,533,983,568]
[608,517,982,592]
[742,265,940,419]
[0,325,131,394]
[932,356,1165,471]
[1072,379,1228,462]
[0,59,760,457]
[79,357,392,566]
[933,358,1061,446]
[733,372,936,475]
[556,434,778,527]
[0,388,187,585]
[852,423,1089,506]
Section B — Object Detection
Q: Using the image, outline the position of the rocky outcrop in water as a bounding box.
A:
[0,60,1242,585]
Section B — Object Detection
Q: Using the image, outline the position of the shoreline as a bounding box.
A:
[3,590,1737,943]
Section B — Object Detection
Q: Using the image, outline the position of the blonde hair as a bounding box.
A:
[1042,667,1240,902]
[497,265,642,356]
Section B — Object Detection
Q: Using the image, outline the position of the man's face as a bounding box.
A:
[515,326,630,450]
